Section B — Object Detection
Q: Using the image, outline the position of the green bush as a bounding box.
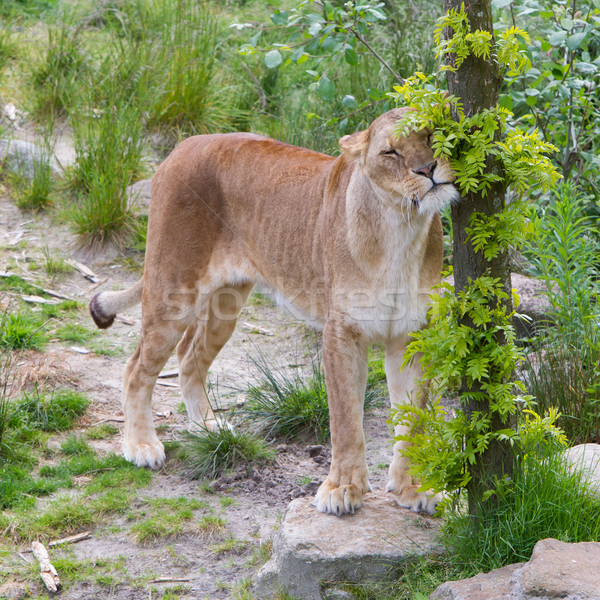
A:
[443,447,600,572]
[524,182,600,443]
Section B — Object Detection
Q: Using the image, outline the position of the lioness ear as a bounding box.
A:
[339,130,368,156]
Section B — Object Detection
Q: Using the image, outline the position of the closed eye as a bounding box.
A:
[381,148,398,156]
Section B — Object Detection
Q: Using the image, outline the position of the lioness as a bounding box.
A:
[90,108,458,516]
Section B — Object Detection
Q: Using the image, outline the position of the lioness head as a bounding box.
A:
[339,107,459,215]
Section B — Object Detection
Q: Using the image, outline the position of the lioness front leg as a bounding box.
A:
[385,341,442,515]
[315,322,370,516]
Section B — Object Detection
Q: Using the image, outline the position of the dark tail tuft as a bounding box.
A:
[90,293,115,329]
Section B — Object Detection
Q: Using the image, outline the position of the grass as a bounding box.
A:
[41,245,73,277]
[442,448,600,572]
[185,421,275,480]
[86,423,119,440]
[0,310,48,350]
[28,19,88,121]
[53,322,96,344]
[6,151,54,211]
[241,349,384,443]
[14,387,88,432]
[130,496,209,543]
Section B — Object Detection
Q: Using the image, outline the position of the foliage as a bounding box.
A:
[442,445,600,571]
[493,0,600,194]
[523,182,600,443]
[236,0,439,144]
[392,277,561,494]
[390,3,562,501]
[392,76,560,197]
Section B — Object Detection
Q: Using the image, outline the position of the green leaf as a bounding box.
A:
[566,32,587,51]
[548,31,567,45]
[270,10,289,26]
[317,76,336,101]
[493,0,513,7]
[264,50,283,69]
[344,47,359,66]
[342,94,357,109]
[308,22,322,36]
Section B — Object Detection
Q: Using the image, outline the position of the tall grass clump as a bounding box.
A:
[65,91,147,246]
[523,182,600,443]
[8,148,54,211]
[242,349,383,443]
[185,421,274,480]
[0,310,47,350]
[14,387,88,432]
[29,22,88,122]
[442,446,600,572]
[103,0,246,140]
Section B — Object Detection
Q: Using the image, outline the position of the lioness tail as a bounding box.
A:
[90,279,143,329]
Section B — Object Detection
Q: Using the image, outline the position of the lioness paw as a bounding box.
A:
[387,483,441,516]
[315,480,365,516]
[123,439,166,470]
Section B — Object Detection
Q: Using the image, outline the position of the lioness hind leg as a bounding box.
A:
[177,283,253,433]
[315,322,370,516]
[122,317,189,470]
[385,341,442,515]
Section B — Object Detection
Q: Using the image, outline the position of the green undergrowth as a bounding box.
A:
[348,445,600,600]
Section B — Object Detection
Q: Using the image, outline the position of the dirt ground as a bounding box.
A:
[0,183,396,599]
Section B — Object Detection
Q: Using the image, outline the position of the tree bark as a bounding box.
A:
[443,0,514,517]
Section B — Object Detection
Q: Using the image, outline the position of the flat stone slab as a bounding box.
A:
[254,491,443,600]
[431,538,600,600]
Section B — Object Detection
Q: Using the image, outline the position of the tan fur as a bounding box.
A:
[90,108,458,516]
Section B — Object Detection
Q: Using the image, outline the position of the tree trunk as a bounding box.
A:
[443,0,514,516]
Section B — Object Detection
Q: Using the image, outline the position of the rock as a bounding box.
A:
[127,178,152,214]
[254,491,443,600]
[0,138,62,179]
[306,445,325,458]
[511,273,551,337]
[430,538,600,600]
[564,443,600,496]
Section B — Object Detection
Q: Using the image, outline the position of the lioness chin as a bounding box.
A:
[90,108,458,516]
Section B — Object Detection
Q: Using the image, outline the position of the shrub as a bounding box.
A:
[524,182,600,443]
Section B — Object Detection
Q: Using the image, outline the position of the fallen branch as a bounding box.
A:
[31,541,60,593]
[22,531,92,553]
[48,531,91,548]
[149,577,191,584]
[91,417,125,426]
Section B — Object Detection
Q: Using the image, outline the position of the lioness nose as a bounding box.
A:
[414,161,437,180]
